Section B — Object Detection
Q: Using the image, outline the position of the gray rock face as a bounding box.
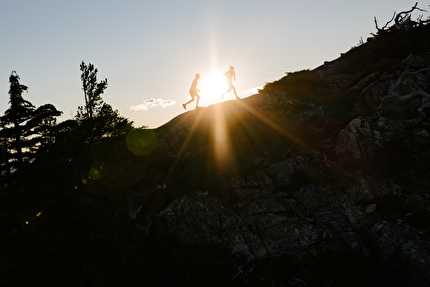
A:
[150,173,430,284]
[153,185,368,262]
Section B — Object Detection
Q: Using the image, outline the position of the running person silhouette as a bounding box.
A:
[183,73,200,109]
[222,66,240,100]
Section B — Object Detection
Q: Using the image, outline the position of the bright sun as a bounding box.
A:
[198,71,227,106]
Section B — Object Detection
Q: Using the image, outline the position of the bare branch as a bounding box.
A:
[395,2,426,26]
[395,2,418,25]
[374,12,396,34]
[382,12,397,30]
[373,2,428,34]
[377,67,430,123]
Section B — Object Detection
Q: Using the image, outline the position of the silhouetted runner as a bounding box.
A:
[222,66,240,100]
[183,73,200,110]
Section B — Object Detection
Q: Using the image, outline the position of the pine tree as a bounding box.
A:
[77,61,133,141]
[0,72,63,175]
[1,71,35,166]
[0,118,11,178]
[26,104,63,152]
[79,61,108,120]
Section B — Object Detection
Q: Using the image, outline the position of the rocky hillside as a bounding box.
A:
[128,24,430,286]
[2,17,430,287]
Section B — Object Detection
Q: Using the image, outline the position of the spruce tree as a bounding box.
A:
[77,61,133,141]
[79,61,108,120]
[1,71,35,166]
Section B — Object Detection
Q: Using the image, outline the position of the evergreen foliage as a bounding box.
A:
[79,61,108,120]
[76,61,133,142]
[1,71,35,171]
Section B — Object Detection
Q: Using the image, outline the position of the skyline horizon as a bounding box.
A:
[1,1,421,128]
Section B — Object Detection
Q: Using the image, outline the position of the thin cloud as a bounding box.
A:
[130,103,148,111]
[145,99,158,108]
[130,98,176,111]
[159,99,175,107]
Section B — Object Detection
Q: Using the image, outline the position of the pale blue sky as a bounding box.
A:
[0,1,423,128]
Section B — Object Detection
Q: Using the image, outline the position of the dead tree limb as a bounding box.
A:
[376,68,430,123]
[394,2,426,26]
[373,12,396,35]
[417,14,430,26]
[373,2,428,35]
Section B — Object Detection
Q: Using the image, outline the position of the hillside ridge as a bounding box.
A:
[137,23,430,286]
[2,18,430,287]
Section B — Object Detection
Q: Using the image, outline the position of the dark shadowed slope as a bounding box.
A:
[2,21,430,287]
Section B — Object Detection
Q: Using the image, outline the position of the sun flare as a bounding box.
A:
[198,70,227,106]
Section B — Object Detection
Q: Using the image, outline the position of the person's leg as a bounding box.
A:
[233,86,240,99]
[183,96,195,109]
[195,95,200,108]
[222,86,232,99]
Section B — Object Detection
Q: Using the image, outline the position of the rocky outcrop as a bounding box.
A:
[128,29,430,286]
[149,173,430,284]
[152,185,368,262]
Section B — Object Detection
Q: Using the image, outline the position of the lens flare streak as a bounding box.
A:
[213,104,230,169]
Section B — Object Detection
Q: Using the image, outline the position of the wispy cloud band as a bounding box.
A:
[130,98,176,111]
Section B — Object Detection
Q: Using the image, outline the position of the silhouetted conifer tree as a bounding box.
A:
[79,61,108,120]
[26,104,63,152]
[0,72,63,175]
[1,71,34,167]
[0,118,10,178]
[76,61,133,142]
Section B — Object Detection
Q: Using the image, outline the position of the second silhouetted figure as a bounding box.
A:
[183,73,200,110]
[222,66,240,100]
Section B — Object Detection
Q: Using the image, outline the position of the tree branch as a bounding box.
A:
[377,68,430,123]
[373,2,428,34]
[394,2,426,25]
